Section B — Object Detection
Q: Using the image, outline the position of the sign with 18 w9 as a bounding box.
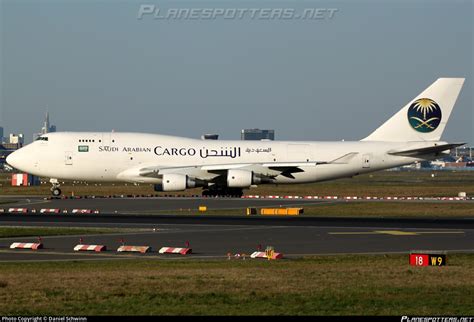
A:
[409,253,447,266]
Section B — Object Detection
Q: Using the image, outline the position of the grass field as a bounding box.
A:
[0,254,473,315]
[1,170,473,197]
[286,202,474,218]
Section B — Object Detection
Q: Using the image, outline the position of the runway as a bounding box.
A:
[2,195,471,215]
[0,196,331,214]
[0,213,473,262]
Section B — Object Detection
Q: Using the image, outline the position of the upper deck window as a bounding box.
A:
[35,136,48,141]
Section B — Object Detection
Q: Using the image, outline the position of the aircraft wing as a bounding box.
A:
[139,162,308,179]
[137,152,360,180]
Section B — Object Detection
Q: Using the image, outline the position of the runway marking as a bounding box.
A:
[415,231,466,234]
[329,230,465,236]
[375,230,420,236]
[329,231,379,235]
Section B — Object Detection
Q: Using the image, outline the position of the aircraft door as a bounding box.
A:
[65,151,73,165]
[102,132,111,146]
[100,132,112,177]
[362,154,371,168]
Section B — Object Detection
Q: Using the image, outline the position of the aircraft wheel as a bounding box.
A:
[51,188,62,197]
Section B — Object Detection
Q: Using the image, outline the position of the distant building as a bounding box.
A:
[241,129,275,141]
[0,139,22,169]
[2,142,22,150]
[201,134,219,140]
[451,146,473,159]
[9,133,24,145]
[0,126,4,143]
[33,110,57,141]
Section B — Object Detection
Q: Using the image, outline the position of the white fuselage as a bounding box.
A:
[8,132,437,185]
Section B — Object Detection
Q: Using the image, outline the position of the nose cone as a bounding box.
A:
[6,149,27,172]
[6,151,18,168]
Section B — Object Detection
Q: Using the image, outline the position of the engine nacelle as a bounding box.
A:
[154,174,206,192]
[227,169,262,188]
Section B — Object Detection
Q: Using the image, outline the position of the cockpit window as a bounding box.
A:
[36,136,49,141]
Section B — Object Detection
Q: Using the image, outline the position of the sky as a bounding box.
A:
[1,0,472,144]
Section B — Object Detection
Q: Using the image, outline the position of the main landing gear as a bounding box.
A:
[202,187,243,198]
[50,178,61,197]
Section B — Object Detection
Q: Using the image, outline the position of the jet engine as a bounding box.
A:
[227,169,265,188]
[154,174,206,191]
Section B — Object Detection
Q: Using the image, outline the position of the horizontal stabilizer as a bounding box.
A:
[388,143,465,157]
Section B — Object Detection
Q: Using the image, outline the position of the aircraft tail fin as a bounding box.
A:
[362,78,465,142]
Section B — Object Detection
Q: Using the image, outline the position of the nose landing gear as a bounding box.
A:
[50,178,61,197]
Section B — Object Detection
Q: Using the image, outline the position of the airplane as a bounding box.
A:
[6,78,466,197]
